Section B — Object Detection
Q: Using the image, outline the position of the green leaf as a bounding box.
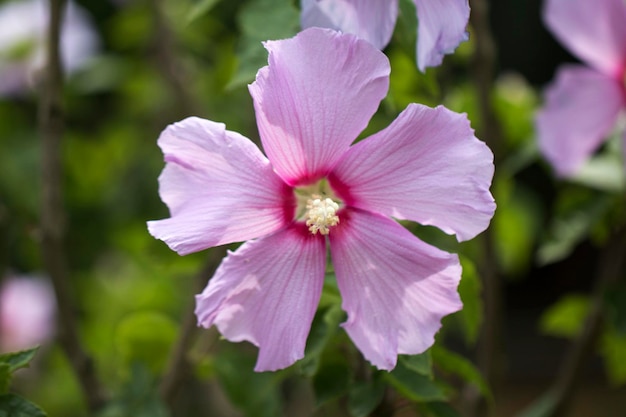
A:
[537,191,612,265]
[600,328,626,386]
[300,304,344,376]
[417,401,461,417]
[0,394,47,417]
[516,391,559,417]
[539,294,589,338]
[431,346,491,400]
[214,349,283,417]
[386,359,447,402]
[0,364,10,395]
[348,376,386,417]
[0,347,39,373]
[114,311,178,374]
[186,0,223,24]
[313,357,351,406]
[457,256,483,345]
[605,284,626,335]
[400,352,432,377]
[229,0,299,88]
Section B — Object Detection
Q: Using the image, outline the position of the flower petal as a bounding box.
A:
[544,0,626,76]
[147,117,294,255]
[195,225,326,371]
[329,104,495,242]
[329,209,462,370]
[249,27,390,186]
[300,0,398,50]
[413,0,470,72]
[536,65,624,177]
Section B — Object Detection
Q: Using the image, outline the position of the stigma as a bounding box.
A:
[305,195,340,235]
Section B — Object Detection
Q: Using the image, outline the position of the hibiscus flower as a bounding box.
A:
[536,0,626,177]
[300,0,470,72]
[148,28,495,371]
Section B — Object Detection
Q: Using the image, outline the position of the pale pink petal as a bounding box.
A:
[1,277,56,352]
[147,117,294,255]
[329,104,495,242]
[249,27,390,186]
[536,65,624,177]
[413,0,470,72]
[329,209,462,370]
[195,225,326,371]
[300,0,398,50]
[544,0,626,76]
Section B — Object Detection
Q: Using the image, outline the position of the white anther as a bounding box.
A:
[305,195,340,235]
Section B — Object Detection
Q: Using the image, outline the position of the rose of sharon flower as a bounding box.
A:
[0,276,56,352]
[0,0,97,96]
[148,28,495,371]
[300,0,470,72]
[536,0,626,177]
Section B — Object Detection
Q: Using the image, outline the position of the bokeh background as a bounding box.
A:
[1,0,625,416]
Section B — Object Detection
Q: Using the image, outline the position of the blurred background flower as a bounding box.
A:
[0,0,98,96]
[0,275,56,352]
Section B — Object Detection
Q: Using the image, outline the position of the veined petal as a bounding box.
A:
[147,117,294,255]
[413,0,470,72]
[249,27,390,186]
[195,225,326,371]
[300,0,398,50]
[329,209,462,370]
[329,104,495,242]
[536,65,624,177]
[544,0,626,76]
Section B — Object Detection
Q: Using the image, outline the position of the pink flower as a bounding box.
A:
[536,0,626,177]
[0,0,98,96]
[300,0,470,72]
[148,28,495,371]
[0,276,56,352]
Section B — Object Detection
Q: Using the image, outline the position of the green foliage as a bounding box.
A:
[347,375,386,417]
[0,394,47,417]
[457,256,483,345]
[229,0,299,88]
[600,328,626,386]
[539,294,589,338]
[0,348,46,417]
[431,346,491,400]
[386,356,447,402]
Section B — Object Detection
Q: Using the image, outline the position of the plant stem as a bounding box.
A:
[38,0,106,411]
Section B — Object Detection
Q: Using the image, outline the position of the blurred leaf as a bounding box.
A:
[0,394,47,417]
[186,0,223,24]
[457,256,483,345]
[539,294,589,338]
[605,284,626,335]
[0,347,39,373]
[313,356,351,406]
[401,352,432,377]
[348,375,386,417]
[0,364,10,395]
[300,303,344,376]
[537,191,612,265]
[492,178,543,276]
[98,364,168,417]
[417,401,461,417]
[600,328,626,386]
[214,349,283,417]
[114,312,178,374]
[432,346,491,400]
[386,358,447,402]
[229,0,299,88]
[493,73,538,149]
[570,153,625,193]
[516,390,559,417]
